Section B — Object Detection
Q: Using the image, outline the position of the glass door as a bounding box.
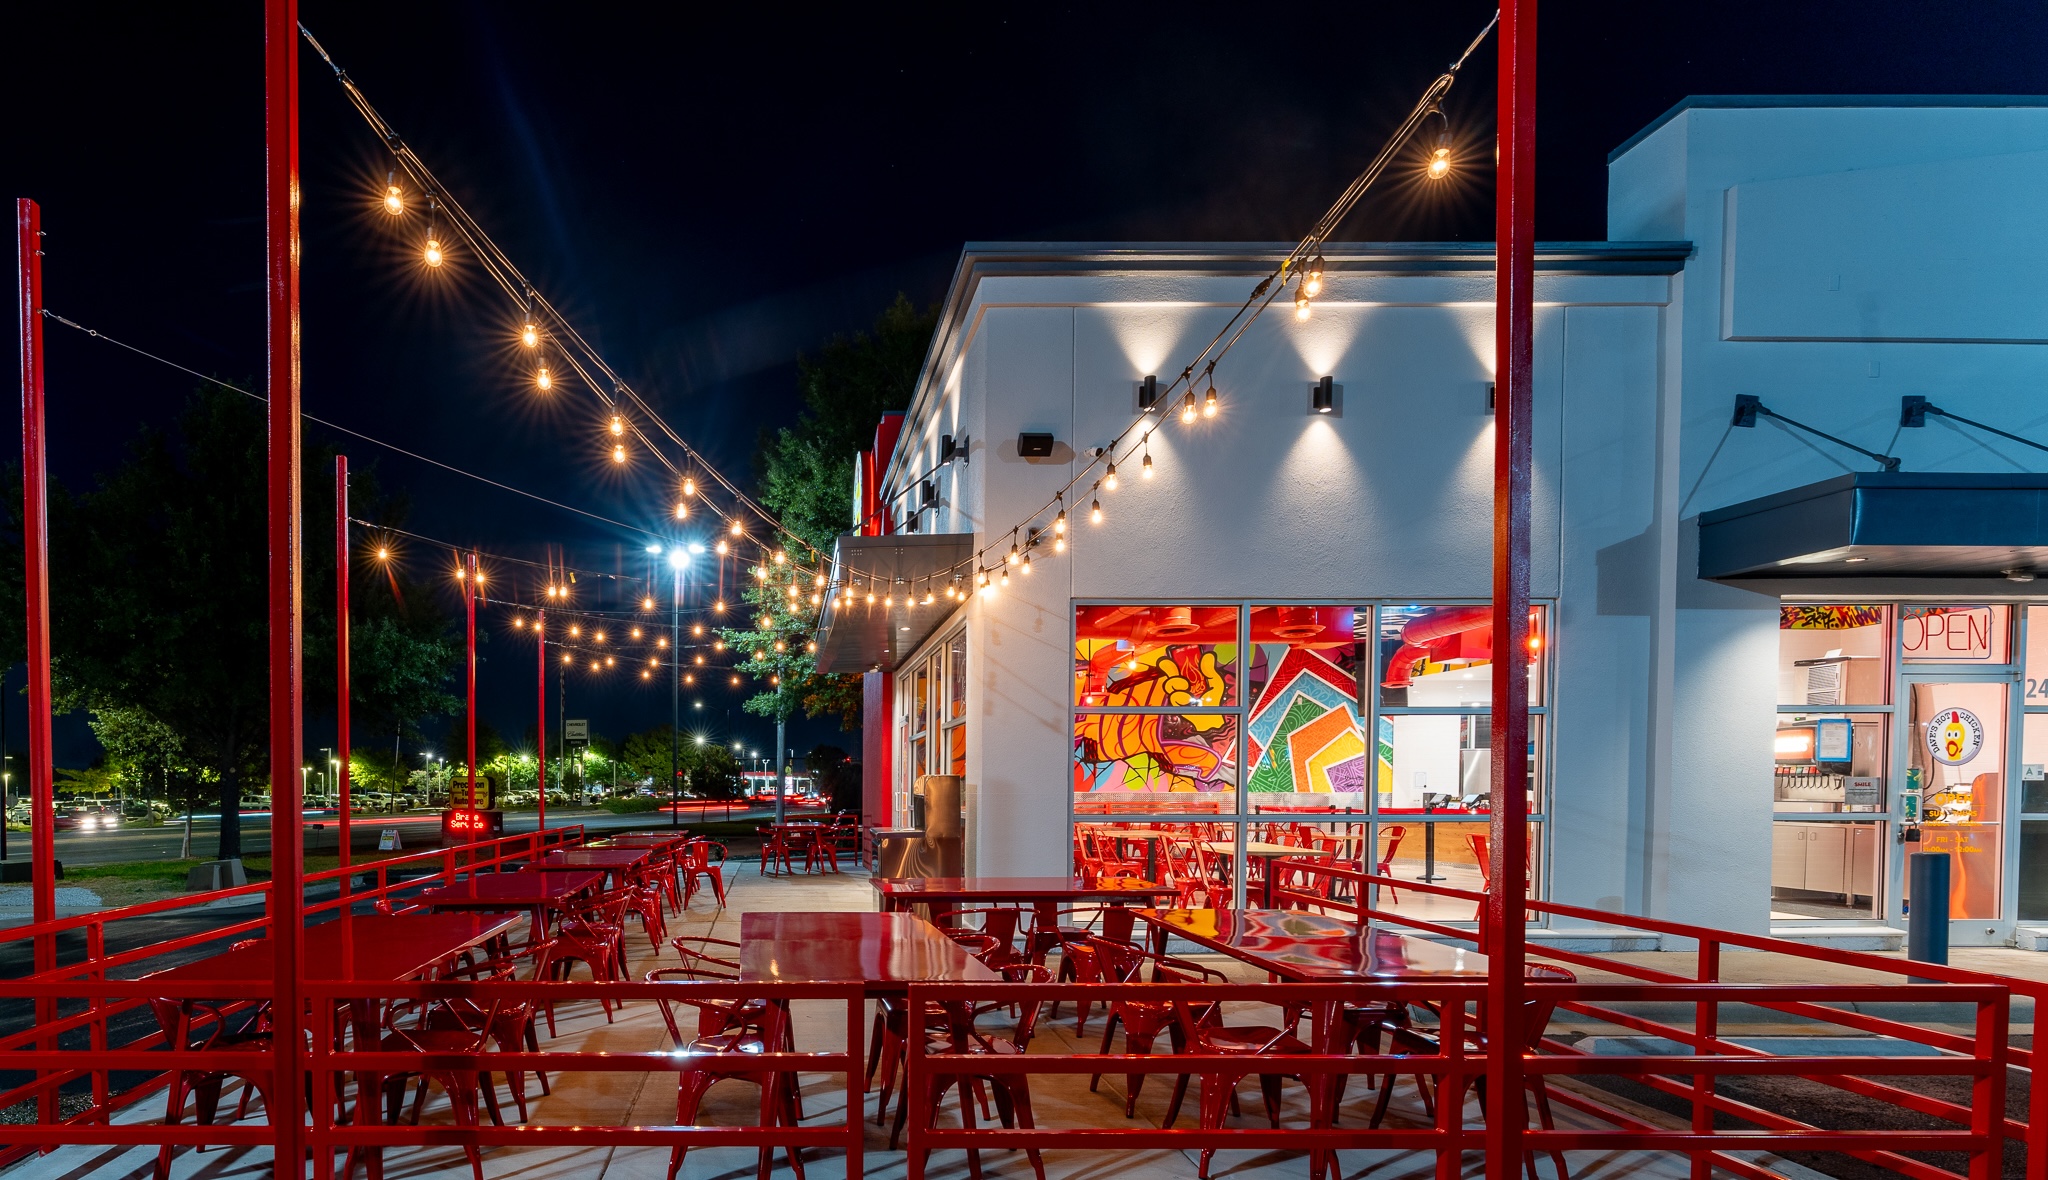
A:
[1899,675,2015,945]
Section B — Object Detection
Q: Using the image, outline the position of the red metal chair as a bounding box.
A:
[543,892,629,1032]
[678,839,729,909]
[1078,937,1229,1117]
[1161,975,1315,1180]
[649,974,805,1180]
[1367,963,1575,1180]
[623,875,668,949]
[1375,826,1406,902]
[377,997,511,1180]
[756,825,799,875]
[143,998,275,1180]
[894,964,1050,1180]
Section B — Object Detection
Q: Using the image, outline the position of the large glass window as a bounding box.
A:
[896,627,966,825]
[1773,604,1894,922]
[1901,605,2011,665]
[1070,600,1549,920]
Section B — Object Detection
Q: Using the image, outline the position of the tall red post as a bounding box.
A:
[1487,0,1536,1175]
[18,197,58,1130]
[263,0,308,1173]
[465,551,478,810]
[536,610,547,837]
[336,456,350,870]
[15,201,54,957]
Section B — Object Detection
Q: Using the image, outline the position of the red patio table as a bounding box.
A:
[588,832,690,848]
[738,911,998,994]
[1133,906,1487,982]
[415,869,604,940]
[144,913,524,1180]
[873,874,1173,923]
[532,845,653,888]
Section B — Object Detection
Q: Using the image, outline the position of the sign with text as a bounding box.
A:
[564,719,589,747]
[1902,606,2001,663]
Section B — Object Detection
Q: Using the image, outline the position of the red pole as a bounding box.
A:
[1487,0,1536,1176]
[465,551,478,810]
[336,456,350,870]
[17,197,57,1130]
[263,0,307,1173]
[536,609,547,838]
[15,201,54,954]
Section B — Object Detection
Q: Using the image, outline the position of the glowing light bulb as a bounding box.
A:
[1007,544,1019,566]
[562,653,572,664]
[1295,289,1311,321]
[1428,147,1451,179]
[714,599,726,612]
[807,640,816,652]
[774,640,785,652]
[1054,510,1066,536]
[682,477,696,497]
[536,366,552,391]
[424,238,444,267]
[773,550,786,564]
[1203,385,1218,417]
[692,624,703,636]
[924,592,935,605]
[1104,463,1118,491]
[1180,391,1197,425]
[657,636,668,648]
[715,539,728,555]
[642,597,654,610]
[1000,568,1010,588]
[630,627,642,640]
[1304,254,1325,297]
[1091,499,1103,524]
[1141,451,1154,478]
[514,618,525,629]
[641,670,651,680]
[610,415,624,436]
[383,185,404,215]
[375,547,389,560]
[521,322,538,348]
[1054,536,1066,553]
[729,520,744,536]
[675,501,687,519]
[810,593,822,606]
[594,630,605,643]
[1021,554,1032,575]
[569,625,580,637]
[612,443,626,464]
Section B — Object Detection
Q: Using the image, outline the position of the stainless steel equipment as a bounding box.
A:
[877,774,964,879]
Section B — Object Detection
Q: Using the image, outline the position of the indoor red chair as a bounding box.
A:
[1468,833,1534,919]
[650,976,805,1180]
[678,839,729,909]
[1375,826,1407,902]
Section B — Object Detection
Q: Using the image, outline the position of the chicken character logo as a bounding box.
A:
[1924,707,1983,767]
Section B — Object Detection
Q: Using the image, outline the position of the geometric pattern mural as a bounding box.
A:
[1246,646,1366,797]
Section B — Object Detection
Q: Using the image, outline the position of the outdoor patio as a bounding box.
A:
[0,849,1937,1180]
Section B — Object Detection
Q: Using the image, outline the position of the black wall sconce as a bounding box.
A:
[1309,376,1343,417]
[1136,375,1159,412]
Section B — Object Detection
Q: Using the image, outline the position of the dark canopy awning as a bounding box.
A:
[812,532,975,674]
[1697,472,2048,584]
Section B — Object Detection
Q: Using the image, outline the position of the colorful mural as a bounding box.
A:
[1780,604,1887,630]
[1073,711,1238,793]
[1246,644,1367,797]
[1073,605,1239,706]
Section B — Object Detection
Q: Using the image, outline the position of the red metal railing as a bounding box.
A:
[1282,862,2041,1180]
[901,979,2007,1180]
[0,824,585,1164]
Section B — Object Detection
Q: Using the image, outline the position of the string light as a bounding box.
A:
[1000,568,1011,588]
[382,171,405,215]
[731,675,741,687]
[1007,536,1020,565]
[562,653,572,664]
[807,640,816,652]
[1054,533,1066,554]
[424,237,444,268]
[594,630,605,643]
[569,625,580,637]
[773,550,786,564]
[674,501,687,519]
[536,365,552,392]
[1426,106,1453,178]
[683,673,694,685]
[715,599,726,612]
[521,321,538,348]
[692,623,703,636]
[1203,381,1219,418]
[1304,255,1325,298]
[630,627,642,640]
[1091,496,1103,525]
[642,596,655,610]
[656,636,668,648]
[1141,436,1154,478]
[1053,500,1066,537]
[813,573,826,588]
[1021,552,1032,575]
[694,654,705,665]
[729,520,744,536]
[1294,283,1311,322]
[682,476,696,497]
[612,443,626,464]
[514,618,525,629]
[609,414,624,436]
[715,539,728,555]
[375,547,389,560]
[1103,461,1118,492]
[1180,390,1198,425]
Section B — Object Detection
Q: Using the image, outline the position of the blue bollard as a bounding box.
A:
[1907,852,1950,970]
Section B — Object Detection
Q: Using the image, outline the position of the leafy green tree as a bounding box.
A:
[47,387,460,859]
[758,294,939,554]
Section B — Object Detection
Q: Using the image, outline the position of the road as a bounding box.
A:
[9,801,816,867]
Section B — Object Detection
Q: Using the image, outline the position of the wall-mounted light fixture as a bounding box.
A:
[920,479,936,507]
[1486,382,1495,415]
[940,433,970,464]
[1309,376,1342,417]
[1136,375,1159,412]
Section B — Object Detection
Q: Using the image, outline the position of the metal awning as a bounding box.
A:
[812,532,976,674]
[1697,472,2048,584]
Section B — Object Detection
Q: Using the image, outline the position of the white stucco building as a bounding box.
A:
[817,97,2048,949]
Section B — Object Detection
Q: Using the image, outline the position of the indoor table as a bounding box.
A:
[415,869,604,940]
[1098,827,1178,880]
[143,913,524,1180]
[1200,840,1312,907]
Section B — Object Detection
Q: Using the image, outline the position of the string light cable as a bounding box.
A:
[886,9,1500,592]
[42,308,657,539]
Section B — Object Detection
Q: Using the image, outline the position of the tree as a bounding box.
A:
[748,295,937,736]
[806,743,858,812]
[48,386,460,859]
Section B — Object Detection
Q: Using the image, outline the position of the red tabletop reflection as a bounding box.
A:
[146,913,523,984]
[739,911,998,990]
[1136,907,1489,982]
[416,870,603,908]
[535,847,653,870]
[588,832,690,849]
[871,875,1173,911]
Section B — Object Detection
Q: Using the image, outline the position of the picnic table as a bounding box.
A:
[414,869,604,939]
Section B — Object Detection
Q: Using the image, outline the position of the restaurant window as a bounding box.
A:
[897,626,967,825]
[1071,600,1549,922]
[1901,605,2011,665]
[2019,608,2048,920]
[1773,605,1892,922]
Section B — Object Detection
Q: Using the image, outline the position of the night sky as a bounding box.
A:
[4,2,2046,771]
